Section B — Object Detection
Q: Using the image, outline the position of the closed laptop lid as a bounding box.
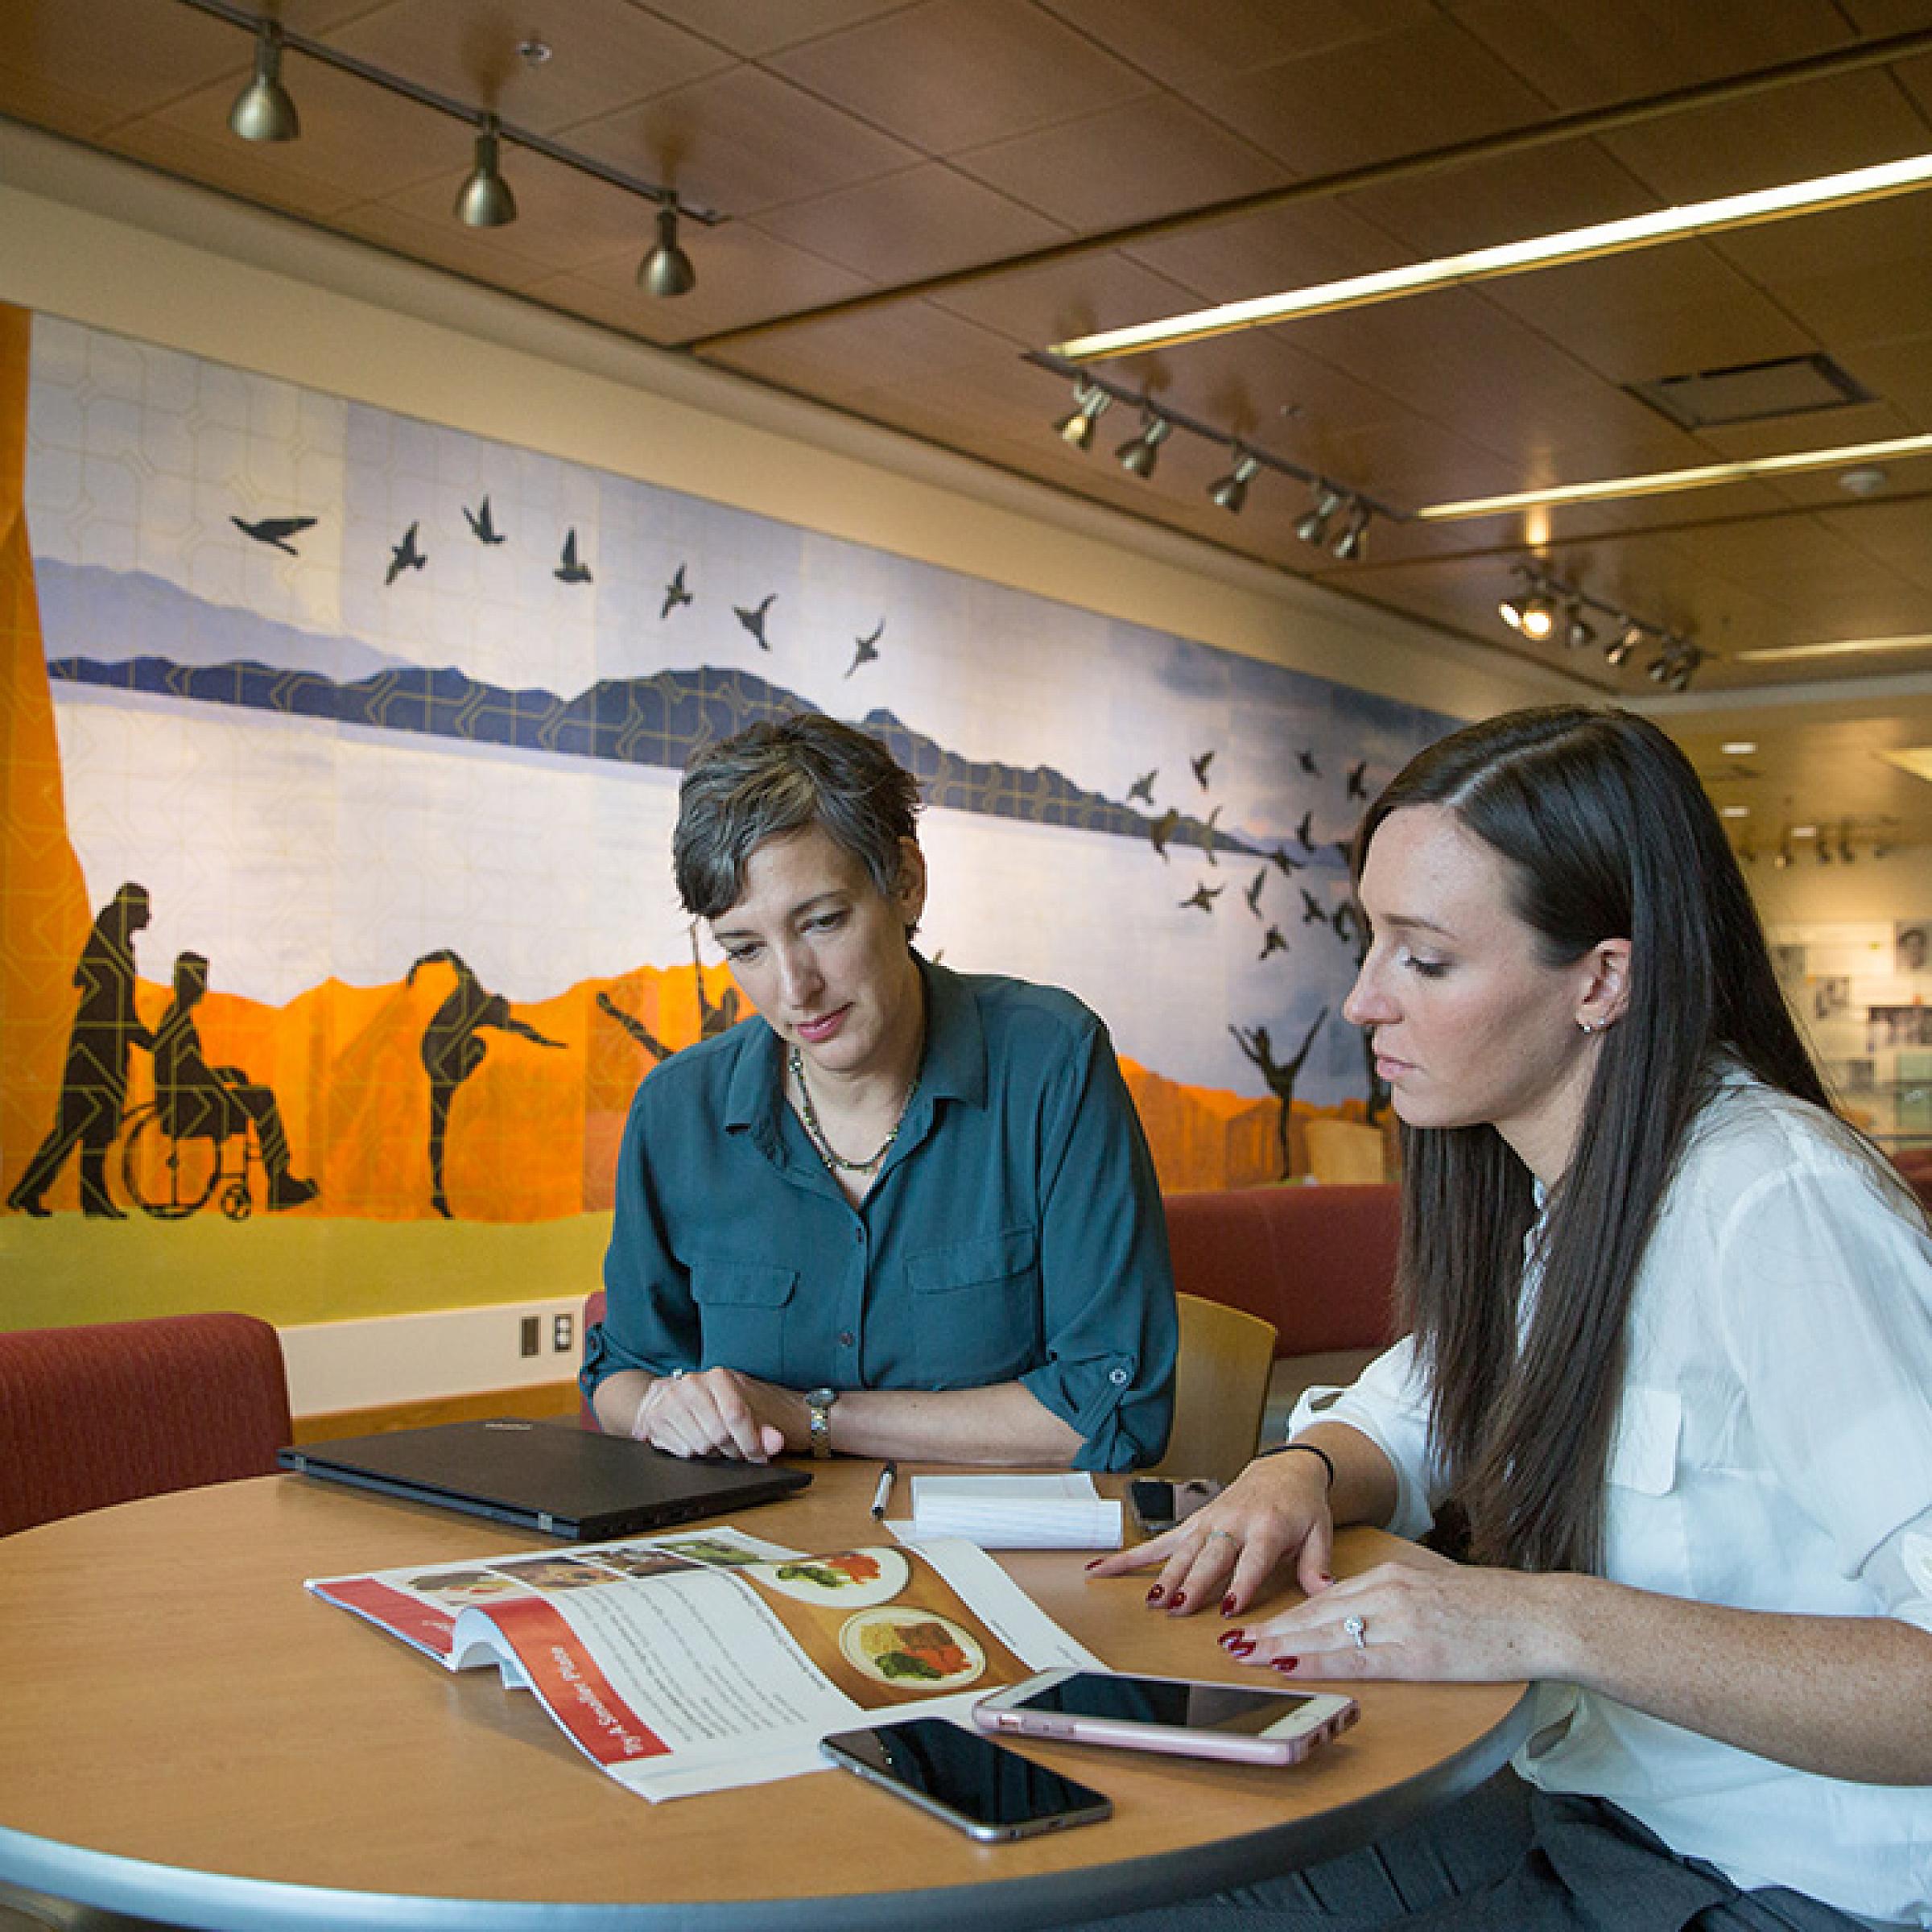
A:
[279,1418,810,1538]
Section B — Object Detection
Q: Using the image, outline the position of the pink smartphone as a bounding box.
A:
[973,1668,1359,1768]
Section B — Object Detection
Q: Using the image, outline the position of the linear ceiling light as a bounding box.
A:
[1415,432,1932,522]
[1049,150,1932,364]
[1735,631,1932,663]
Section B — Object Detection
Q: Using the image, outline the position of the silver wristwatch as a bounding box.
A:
[805,1386,838,1460]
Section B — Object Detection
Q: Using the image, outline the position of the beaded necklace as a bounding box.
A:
[787,1043,919,1176]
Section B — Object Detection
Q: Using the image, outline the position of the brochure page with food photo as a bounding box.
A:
[306,1526,1100,1800]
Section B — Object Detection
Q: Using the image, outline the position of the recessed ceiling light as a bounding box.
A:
[1048,150,1932,363]
[1791,825,1818,839]
[1720,805,1751,818]
[1414,432,1932,522]
[1719,740,1757,755]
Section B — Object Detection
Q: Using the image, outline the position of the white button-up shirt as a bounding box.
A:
[1294,1071,1932,1927]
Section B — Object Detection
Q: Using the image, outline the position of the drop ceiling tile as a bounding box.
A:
[1121,200,1413,303]
[316,0,733,134]
[564,65,921,217]
[703,296,1023,398]
[0,0,242,134]
[1835,333,1932,419]
[1189,13,1554,178]
[635,0,916,60]
[1443,0,1857,110]
[927,251,1208,350]
[1038,0,1438,94]
[745,164,1067,284]
[954,93,1287,233]
[764,0,1151,155]
[328,198,560,291]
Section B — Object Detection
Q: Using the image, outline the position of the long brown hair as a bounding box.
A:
[1356,708,1827,1574]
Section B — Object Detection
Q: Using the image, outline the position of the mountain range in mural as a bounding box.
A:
[39,561,1272,862]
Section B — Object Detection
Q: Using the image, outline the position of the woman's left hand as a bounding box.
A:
[1225,1557,1579,1684]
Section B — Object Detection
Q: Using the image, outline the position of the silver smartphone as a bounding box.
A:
[820,1715,1113,1842]
[975,1668,1359,1767]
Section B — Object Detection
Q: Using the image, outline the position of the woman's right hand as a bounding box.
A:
[1086,1450,1337,1619]
[630,1367,790,1463]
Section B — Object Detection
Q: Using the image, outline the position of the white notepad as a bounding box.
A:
[894,1473,1124,1550]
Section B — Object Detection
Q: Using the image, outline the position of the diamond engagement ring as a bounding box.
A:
[1344,1613,1368,1651]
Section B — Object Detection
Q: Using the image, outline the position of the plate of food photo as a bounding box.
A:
[746,1546,910,1608]
[838,1607,986,1690]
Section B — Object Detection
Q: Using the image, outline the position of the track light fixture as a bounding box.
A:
[1053,379,1112,449]
[1116,410,1173,479]
[1329,498,1372,562]
[189,0,721,266]
[1500,566,1702,685]
[1208,452,1260,514]
[455,114,518,228]
[228,19,300,142]
[1296,486,1343,547]
[638,199,697,297]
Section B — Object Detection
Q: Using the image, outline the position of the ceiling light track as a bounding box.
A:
[1499,564,1703,689]
[176,0,723,279]
[1027,351,1402,551]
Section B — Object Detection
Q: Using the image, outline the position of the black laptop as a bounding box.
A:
[279,1418,811,1540]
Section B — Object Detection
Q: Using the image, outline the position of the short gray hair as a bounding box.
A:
[672,714,922,919]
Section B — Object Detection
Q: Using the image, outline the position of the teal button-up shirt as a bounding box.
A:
[582,959,1176,1470]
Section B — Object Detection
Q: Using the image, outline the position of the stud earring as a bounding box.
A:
[1577,1018,1603,1035]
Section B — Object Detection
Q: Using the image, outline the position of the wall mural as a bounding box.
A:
[0,306,1454,1320]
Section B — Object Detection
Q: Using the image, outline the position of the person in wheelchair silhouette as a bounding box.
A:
[153,952,317,1212]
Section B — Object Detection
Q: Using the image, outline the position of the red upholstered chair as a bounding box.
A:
[0,1312,292,1536]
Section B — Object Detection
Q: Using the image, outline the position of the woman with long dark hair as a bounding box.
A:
[1092,708,1932,1930]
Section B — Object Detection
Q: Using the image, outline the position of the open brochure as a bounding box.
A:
[307,1523,1103,1802]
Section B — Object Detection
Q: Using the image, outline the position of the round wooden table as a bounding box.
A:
[0,1463,1530,1931]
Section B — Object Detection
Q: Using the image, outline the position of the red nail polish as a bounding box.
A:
[1168,1590,1187,1611]
[1218,1628,1247,1647]
[1084,1558,1103,1571]
[1319,1572,1335,1587]
[1220,1595,1238,1616]
[1271,1657,1299,1673]
[1226,1638,1256,1657]
[1146,1586,1164,1605]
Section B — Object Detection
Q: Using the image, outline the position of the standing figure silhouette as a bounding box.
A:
[1229,1006,1329,1180]
[9,882,155,1218]
[408,951,564,1218]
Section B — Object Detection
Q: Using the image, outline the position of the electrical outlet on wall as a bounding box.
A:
[519,1315,540,1358]
[553,1313,574,1352]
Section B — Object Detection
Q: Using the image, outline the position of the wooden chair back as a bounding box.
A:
[1151,1291,1278,1486]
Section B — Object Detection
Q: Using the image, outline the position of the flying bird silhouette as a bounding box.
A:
[734,593,776,649]
[463,497,505,545]
[1244,869,1268,919]
[1300,887,1329,926]
[231,514,315,555]
[1298,749,1321,776]
[661,564,691,619]
[1150,807,1180,861]
[1332,902,1360,945]
[1268,844,1303,877]
[1295,810,1316,853]
[846,618,883,677]
[555,530,592,584]
[1259,925,1289,960]
[1191,749,1216,789]
[1201,803,1224,866]
[1346,758,1369,801]
[385,521,426,586]
[1180,881,1224,914]
[1127,769,1157,805]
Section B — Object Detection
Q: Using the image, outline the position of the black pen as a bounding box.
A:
[870,1460,898,1521]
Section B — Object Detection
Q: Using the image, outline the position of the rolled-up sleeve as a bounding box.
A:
[1021,1020,1177,1471]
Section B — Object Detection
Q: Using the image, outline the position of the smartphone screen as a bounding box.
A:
[822,1717,1112,1839]
[1129,1477,1222,1537]
[1008,1670,1320,1737]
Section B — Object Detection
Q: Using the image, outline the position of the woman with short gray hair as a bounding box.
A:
[582,712,1177,1470]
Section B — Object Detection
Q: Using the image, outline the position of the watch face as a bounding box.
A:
[807,1387,836,1408]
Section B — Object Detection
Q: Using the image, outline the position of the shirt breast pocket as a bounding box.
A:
[689,1258,798,1385]
[1604,1383,1690,1592]
[905,1225,1042,1388]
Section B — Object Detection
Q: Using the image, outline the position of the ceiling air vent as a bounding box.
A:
[1627,353,1871,430]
